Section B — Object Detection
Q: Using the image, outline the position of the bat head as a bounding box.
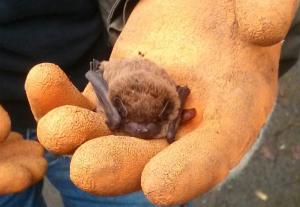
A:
[110,80,180,138]
[107,61,180,138]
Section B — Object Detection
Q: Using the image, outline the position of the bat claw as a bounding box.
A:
[90,59,101,71]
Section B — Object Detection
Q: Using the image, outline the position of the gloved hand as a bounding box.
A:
[24,0,298,206]
[0,105,47,194]
[98,1,298,205]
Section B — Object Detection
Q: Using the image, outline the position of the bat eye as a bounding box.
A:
[113,97,128,118]
[159,100,173,120]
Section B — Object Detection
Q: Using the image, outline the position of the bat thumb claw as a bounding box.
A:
[105,118,121,131]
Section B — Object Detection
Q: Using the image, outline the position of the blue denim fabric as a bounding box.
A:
[0,129,192,207]
[0,182,46,207]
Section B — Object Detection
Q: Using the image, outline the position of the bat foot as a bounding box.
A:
[166,86,195,144]
[181,108,197,123]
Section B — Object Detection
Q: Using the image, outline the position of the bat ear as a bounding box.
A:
[159,100,174,120]
[113,97,128,118]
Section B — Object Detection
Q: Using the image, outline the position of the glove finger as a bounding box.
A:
[82,83,100,110]
[70,136,168,196]
[236,0,297,46]
[37,105,110,155]
[0,162,32,194]
[0,105,11,142]
[6,156,47,184]
[0,140,44,159]
[25,63,94,120]
[6,131,24,142]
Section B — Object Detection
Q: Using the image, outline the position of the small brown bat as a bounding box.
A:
[85,57,196,143]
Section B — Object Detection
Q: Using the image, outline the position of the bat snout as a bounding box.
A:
[136,126,149,133]
[123,122,161,139]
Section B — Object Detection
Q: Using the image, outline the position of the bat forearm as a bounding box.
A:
[85,62,121,130]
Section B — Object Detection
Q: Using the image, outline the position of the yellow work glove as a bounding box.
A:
[0,105,47,194]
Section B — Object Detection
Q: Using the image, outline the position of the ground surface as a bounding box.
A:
[43,63,300,207]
